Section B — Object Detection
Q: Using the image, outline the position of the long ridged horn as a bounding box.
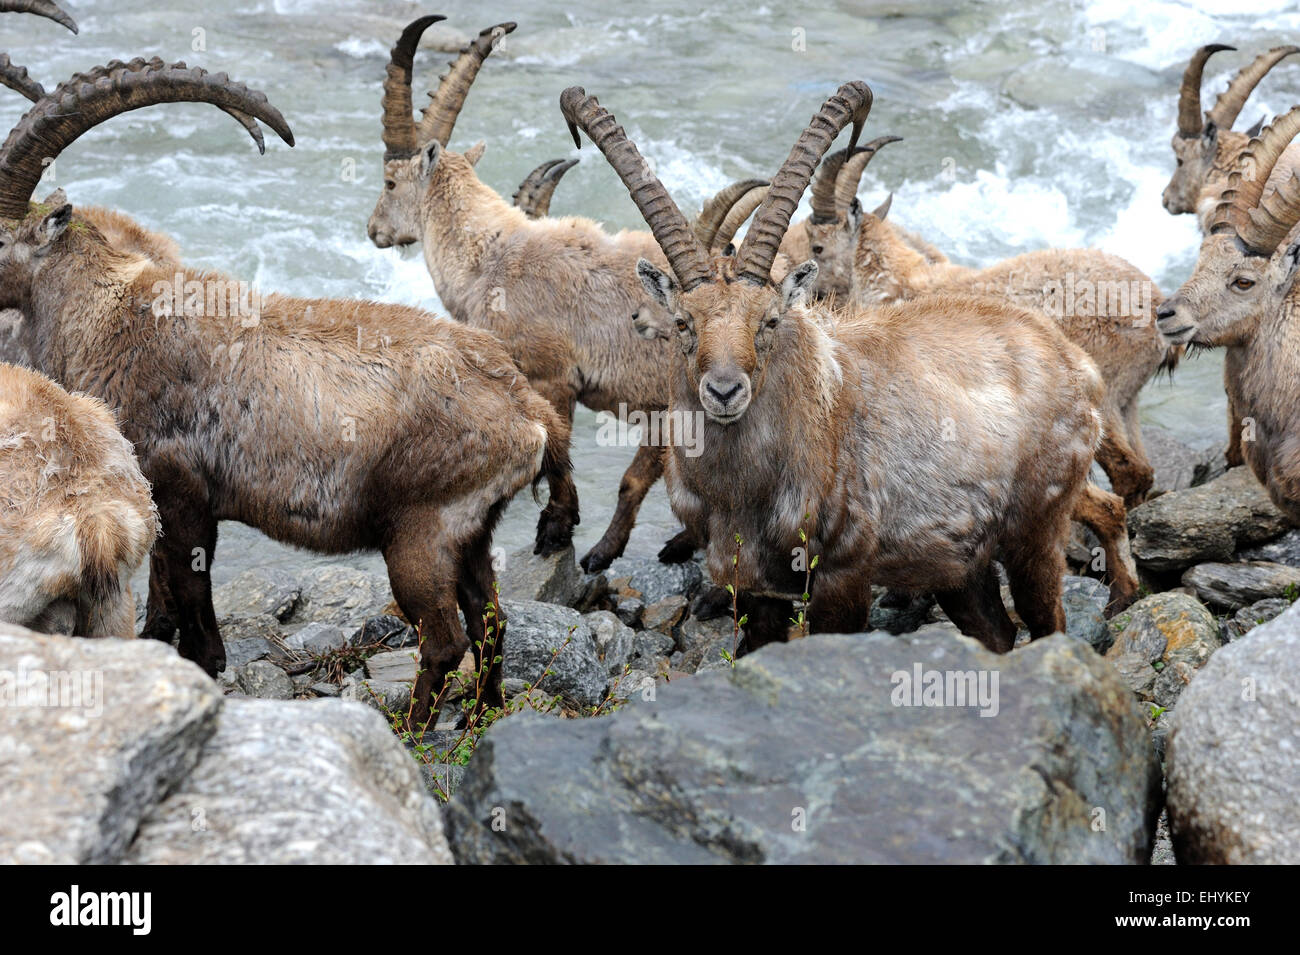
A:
[809,148,851,223]
[693,178,768,249]
[1207,46,1300,132]
[381,15,445,160]
[710,182,769,252]
[1212,105,1300,253]
[0,53,44,102]
[1178,43,1235,137]
[561,86,711,290]
[0,0,77,34]
[834,135,902,212]
[736,81,873,286]
[418,22,516,147]
[513,157,577,218]
[0,60,294,220]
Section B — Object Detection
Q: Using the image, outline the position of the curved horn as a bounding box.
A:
[834,134,902,212]
[693,178,768,249]
[709,182,769,252]
[1178,43,1234,137]
[0,60,294,220]
[809,148,851,223]
[1207,45,1300,132]
[0,0,77,34]
[381,15,446,160]
[418,22,516,147]
[513,157,577,218]
[561,85,712,290]
[870,192,893,220]
[1212,105,1300,253]
[736,81,873,286]
[0,53,44,102]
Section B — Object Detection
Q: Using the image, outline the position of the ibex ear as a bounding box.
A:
[419,140,443,179]
[35,203,73,254]
[1202,119,1219,144]
[844,197,863,233]
[637,258,679,311]
[781,260,818,309]
[870,192,893,221]
[1276,239,1300,293]
[463,140,486,166]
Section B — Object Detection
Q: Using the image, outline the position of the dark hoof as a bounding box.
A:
[691,585,733,621]
[876,587,913,610]
[657,529,696,564]
[579,541,621,574]
[534,508,575,557]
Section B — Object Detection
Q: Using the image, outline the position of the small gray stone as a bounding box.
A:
[1237,528,1300,567]
[498,544,582,607]
[294,565,393,626]
[1181,561,1300,610]
[341,677,411,715]
[614,596,644,628]
[232,660,294,700]
[213,567,301,622]
[868,590,936,635]
[605,557,703,605]
[501,600,606,708]
[285,622,347,655]
[642,595,687,634]
[366,649,419,684]
[1225,597,1292,641]
[311,682,341,698]
[1061,575,1111,652]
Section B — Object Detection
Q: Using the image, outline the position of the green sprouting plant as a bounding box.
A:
[1284,582,1299,604]
[722,533,747,667]
[1148,703,1167,721]
[790,510,818,639]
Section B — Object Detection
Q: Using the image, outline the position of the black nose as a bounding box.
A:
[1155,301,1177,321]
[707,380,742,405]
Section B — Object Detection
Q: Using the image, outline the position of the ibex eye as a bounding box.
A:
[675,319,687,331]
[812,245,824,255]
[1232,277,1256,290]
[385,180,396,191]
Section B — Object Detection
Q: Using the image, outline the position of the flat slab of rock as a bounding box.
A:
[498,545,582,607]
[125,699,451,864]
[1128,467,1291,573]
[0,624,220,863]
[1181,561,1300,610]
[1167,601,1300,863]
[446,631,1161,864]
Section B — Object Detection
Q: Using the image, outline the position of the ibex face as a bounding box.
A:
[803,202,861,299]
[1156,231,1299,347]
[637,258,819,424]
[368,156,423,248]
[850,210,925,306]
[0,194,73,311]
[1164,128,1218,214]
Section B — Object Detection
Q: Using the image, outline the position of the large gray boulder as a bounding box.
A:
[1127,467,1292,572]
[445,630,1161,864]
[1167,601,1300,863]
[125,699,451,864]
[0,624,220,863]
[1104,592,1221,708]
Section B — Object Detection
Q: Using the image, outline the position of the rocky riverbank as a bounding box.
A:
[2,431,1298,864]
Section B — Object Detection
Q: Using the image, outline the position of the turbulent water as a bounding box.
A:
[3,0,1298,588]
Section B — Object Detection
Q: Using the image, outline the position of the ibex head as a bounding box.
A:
[1157,106,1300,347]
[0,58,292,309]
[563,82,872,425]
[802,136,899,299]
[368,17,514,248]
[1163,44,1299,215]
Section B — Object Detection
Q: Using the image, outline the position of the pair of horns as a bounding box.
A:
[1211,106,1300,253]
[513,158,577,218]
[381,16,515,160]
[0,59,293,220]
[0,0,76,34]
[1177,44,1300,138]
[562,81,872,290]
[808,136,900,223]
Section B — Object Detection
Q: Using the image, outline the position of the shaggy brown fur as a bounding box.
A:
[1,360,157,637]
[1,198,576,723]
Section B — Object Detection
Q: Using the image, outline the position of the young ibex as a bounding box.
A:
[566,81,1107,653]
[0,61,577,724]
[775,137,902,299]
[1164,44,1300,227]
[849,199,1171,513]
[1,362,157,638]
[1156,107,1300,522]
[369,16,750,571]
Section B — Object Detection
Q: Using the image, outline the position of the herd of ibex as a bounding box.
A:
[3,3,1299,718]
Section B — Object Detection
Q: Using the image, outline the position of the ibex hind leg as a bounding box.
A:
[935,563,1017,654]
[457,499,507,711]
[154,501,224,675]
[735,592,794,657]
[141,549,178,644]
[581,441,665,573]
[385,509,470,729]
[1002,520,1069,642]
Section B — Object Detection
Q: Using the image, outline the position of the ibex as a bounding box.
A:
[1165,44,1300,469]
[565,82,1107,653]
[1155,107,1300,523]
[512,158,578,218]
[849,199,1173,512]
[1,362,157,638]
[0,60,577,724]
[1164,44,1300,227]
[368,15,756,571]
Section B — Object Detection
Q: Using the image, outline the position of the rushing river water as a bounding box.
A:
[3,0,1299,589]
